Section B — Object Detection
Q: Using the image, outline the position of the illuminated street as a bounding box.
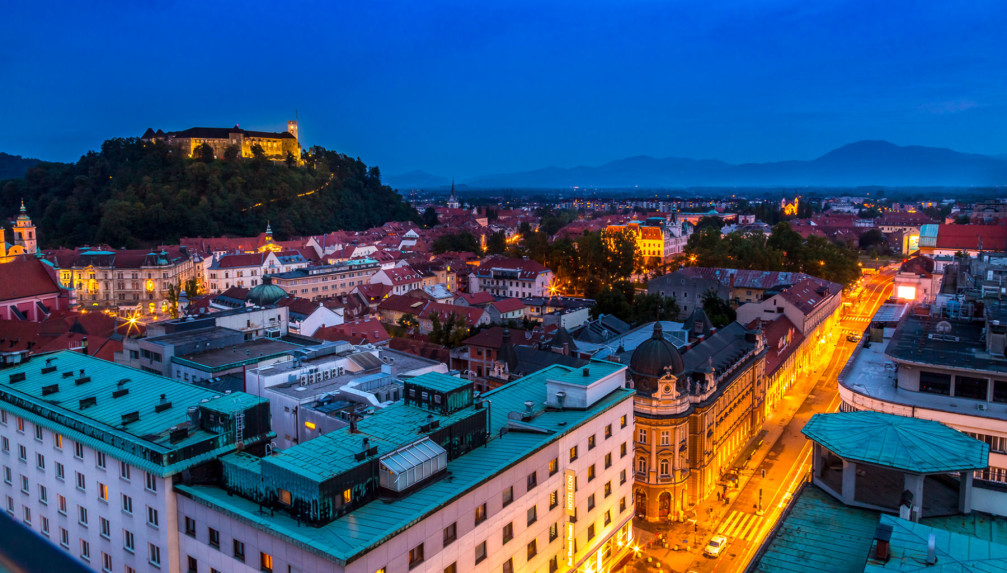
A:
[630,268,895,573]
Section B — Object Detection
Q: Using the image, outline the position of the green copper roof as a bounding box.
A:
[864,514,1007,572]
[0,351,270,476]
[546,361,624,386]
[802,411,989,474]
[405,371,471,393]
[177,362,634,564]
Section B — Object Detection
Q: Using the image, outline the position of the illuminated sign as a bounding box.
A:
[908,234,920,252]
[566,522,576,566]
[896,285,916,300]
[565,469,576,516]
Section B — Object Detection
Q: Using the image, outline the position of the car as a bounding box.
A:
[704,534,728,558]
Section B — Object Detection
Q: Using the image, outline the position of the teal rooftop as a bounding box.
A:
[802,411,989,474]
[0,351,271,476]
[177,363,633,564]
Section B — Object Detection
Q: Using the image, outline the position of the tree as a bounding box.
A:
[631,293,680,324]
[285,152,297,167]
[194,143,215,163]
[486,231,507,255]
[702,290,736,328]
[432,232,479,254]
[397,313,418,332]
[223,145,240,162]
[695,216,725,232]
[422,207,439,228]
[250,144,265,159]
[591,288,633,321]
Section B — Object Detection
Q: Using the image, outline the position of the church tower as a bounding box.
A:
[12,200,37,254]
[287,120,299,142]
[447,179,460,209]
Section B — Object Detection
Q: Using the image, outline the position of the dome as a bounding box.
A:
[246,275,288,307]
[629,322,684,395]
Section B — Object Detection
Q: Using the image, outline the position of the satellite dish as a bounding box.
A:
[935,321,952,334]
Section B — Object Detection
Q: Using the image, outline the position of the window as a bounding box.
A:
[660,430,670,445]
[620,469,627,484]
[185,516,196,536]
[587,494,595,511]
[17,445,25,462]
[605,424,612,439]
[527,471,538,490]
[260,551,273,572]
[74,442,84,459]
[102,552,113,573]
[605,481,612,497]
[588,464,596,481]
[34,425,43,441]
[527,505,537,525]
[57,494,66,515]
[621,442,627,457]
[408,543,424,569]
[475,541,487,564]
[20,475,28,493]
[956,376,989,400]
[620,414,627,428]
[549,522,558,541]
[36,453,44,471]
[527,539,538,559]
[502,486,514,507]
[588,435,596,450]
[145,472,157,492]
[503,522,514,544]
[120,461,130,481]
[100,516,110,538]
[16,417,23,433]
[279,489,292,505]
[549,490,559,509]
[443,522,457,546]
[620,497,627,513]
[343,488,352,504]
[121,494,133,514]
[605,453,612,469]
[637,457,647,474]
[444,564,457,573]
[60,527,69,548]
[2,466,8,484]
[588,524,596,540]
[55,462,64,480]
[124,530,134,553]
[550,556,559,572]
[81,539,90,561]
[604,509,612,525]
[187,556,197,573]
[548,458,558,475]
[475,503,487,525]
[147,506,159,528]
[79,505,88,526]
[38,484,46,504]
[208,527,220,549]
[569,446,578,462]
[1,436,7,452]
[638,429,647,443]
[54,433,62,450]
[660,458,670,476]
[148,543,161,567]
[76,471,86,491]
[96,451,106,469]
[503,558,514,573]
[41,515,49,536]
[233,540,245,562]
[0,411,4,425]
[919,370,952,395]
[98,482,108,501]
[22,505,30,524]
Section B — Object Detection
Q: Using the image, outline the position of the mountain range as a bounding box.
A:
[390,141,1007,190]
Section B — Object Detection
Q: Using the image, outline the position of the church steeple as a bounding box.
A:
[12,199,37,255]
[447,178,460,209]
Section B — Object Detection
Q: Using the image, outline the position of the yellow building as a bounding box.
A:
[625,321,767,522]
[141,121,300,163]
[0,202,37,263]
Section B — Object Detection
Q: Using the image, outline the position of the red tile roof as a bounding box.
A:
[473,257,550,280]
[419,302,486,327]
[314,318,390,345]
[355,283,393,303]
[378,294,429,314]
[0,257,62,301]
[491,298,527,314]
[456,292,495,305]
[380,266,425,285]
[778,277,841,315]
[935,224,1007,250]
[761,316,804,375]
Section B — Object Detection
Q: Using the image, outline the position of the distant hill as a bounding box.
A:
[0,152,42,181]
[0,138,418,249]
[463,141,1007,188]
[385,170,452,190]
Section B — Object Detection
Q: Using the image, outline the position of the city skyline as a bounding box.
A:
[2,1,1006,178]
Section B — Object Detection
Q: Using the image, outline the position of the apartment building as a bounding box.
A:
[469,257,555,299]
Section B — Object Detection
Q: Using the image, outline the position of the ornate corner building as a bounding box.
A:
[0,201,38,263]
[621,318,767,522]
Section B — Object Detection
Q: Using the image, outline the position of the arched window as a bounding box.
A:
[637,457,647,474]
[659,459,669,476]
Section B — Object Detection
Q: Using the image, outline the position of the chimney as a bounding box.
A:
[873,523,893,562]
[349,414,358,433]
[562,342,570,356]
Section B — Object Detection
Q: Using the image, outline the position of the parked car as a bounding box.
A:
[704,534,728,558]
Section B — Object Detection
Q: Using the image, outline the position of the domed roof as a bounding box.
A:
[629,322,684,395]
[246,275,287,307]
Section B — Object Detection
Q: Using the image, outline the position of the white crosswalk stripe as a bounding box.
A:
[717,510,763,542]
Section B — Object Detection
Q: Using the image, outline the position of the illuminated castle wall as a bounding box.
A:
[141,121,301,162]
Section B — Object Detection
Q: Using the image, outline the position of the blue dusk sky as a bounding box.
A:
[1,0,1005,178]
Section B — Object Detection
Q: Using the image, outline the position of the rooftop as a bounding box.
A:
[0,351,269,476]
[802,411,989,474]
[177,364,633,564]
[865,514,1007,572]
[175,338,301,370]
[265,349,440,399]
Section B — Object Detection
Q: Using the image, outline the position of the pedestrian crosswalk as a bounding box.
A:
[718,510,762,542]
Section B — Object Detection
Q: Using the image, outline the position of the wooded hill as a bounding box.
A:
[0,138,418,248]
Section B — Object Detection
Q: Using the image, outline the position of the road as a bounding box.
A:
[633,269,895,573]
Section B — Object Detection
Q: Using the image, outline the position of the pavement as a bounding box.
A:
[625,270,895,573]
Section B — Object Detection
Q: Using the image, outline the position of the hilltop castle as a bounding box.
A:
[141,120,300,163]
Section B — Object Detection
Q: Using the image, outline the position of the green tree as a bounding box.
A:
[422,207,439,228]
[432,232,479,254]
[702,290,736,328]
[397,313,418,332]
[251,144,265,159]
[195,143,215,163]
[631,293,681,324]
[591,288,633,321]
[486,231,507,255]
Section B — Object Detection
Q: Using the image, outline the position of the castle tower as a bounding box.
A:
[287,120,299,142]
[13,200,37,254]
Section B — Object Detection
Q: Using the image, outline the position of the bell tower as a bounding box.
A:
[13,200,37,254]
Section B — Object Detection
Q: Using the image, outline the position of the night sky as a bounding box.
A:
[2,1,1005,178]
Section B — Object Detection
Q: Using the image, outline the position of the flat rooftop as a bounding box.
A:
[175,338,301,369]
[144,326,241,347]
[887,313,1007,375]
[177,364,634,563]
[839,319,1007,422]
[265,349,441,399]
